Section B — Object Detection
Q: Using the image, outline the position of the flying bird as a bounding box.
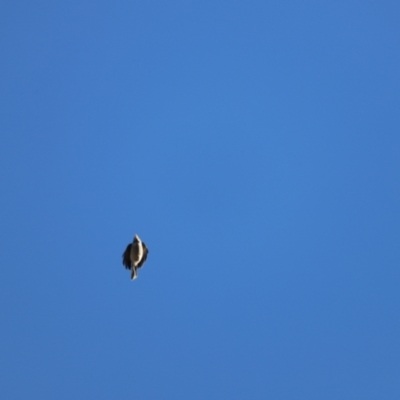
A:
[122,234,149,280]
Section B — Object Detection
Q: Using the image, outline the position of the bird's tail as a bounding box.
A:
[131,267,138,280]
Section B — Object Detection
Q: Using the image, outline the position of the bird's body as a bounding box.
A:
[122,234,149,280]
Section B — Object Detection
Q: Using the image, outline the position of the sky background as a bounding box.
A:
[1,1,399,399]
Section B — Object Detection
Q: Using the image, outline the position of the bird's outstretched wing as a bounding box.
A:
[122,243,132,269]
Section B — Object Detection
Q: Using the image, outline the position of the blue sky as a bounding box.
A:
[1,1,399,399]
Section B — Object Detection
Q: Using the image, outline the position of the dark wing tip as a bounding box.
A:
[122,243,132,269]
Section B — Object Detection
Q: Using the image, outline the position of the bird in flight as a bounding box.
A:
[122,234,149,280]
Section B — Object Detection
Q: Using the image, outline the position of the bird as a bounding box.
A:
[122,234,149,280]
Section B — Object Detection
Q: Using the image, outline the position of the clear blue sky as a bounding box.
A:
[1,1,399,399]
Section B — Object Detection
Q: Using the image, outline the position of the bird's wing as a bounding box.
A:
[122,243,132,269]
[137,243,149,268]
